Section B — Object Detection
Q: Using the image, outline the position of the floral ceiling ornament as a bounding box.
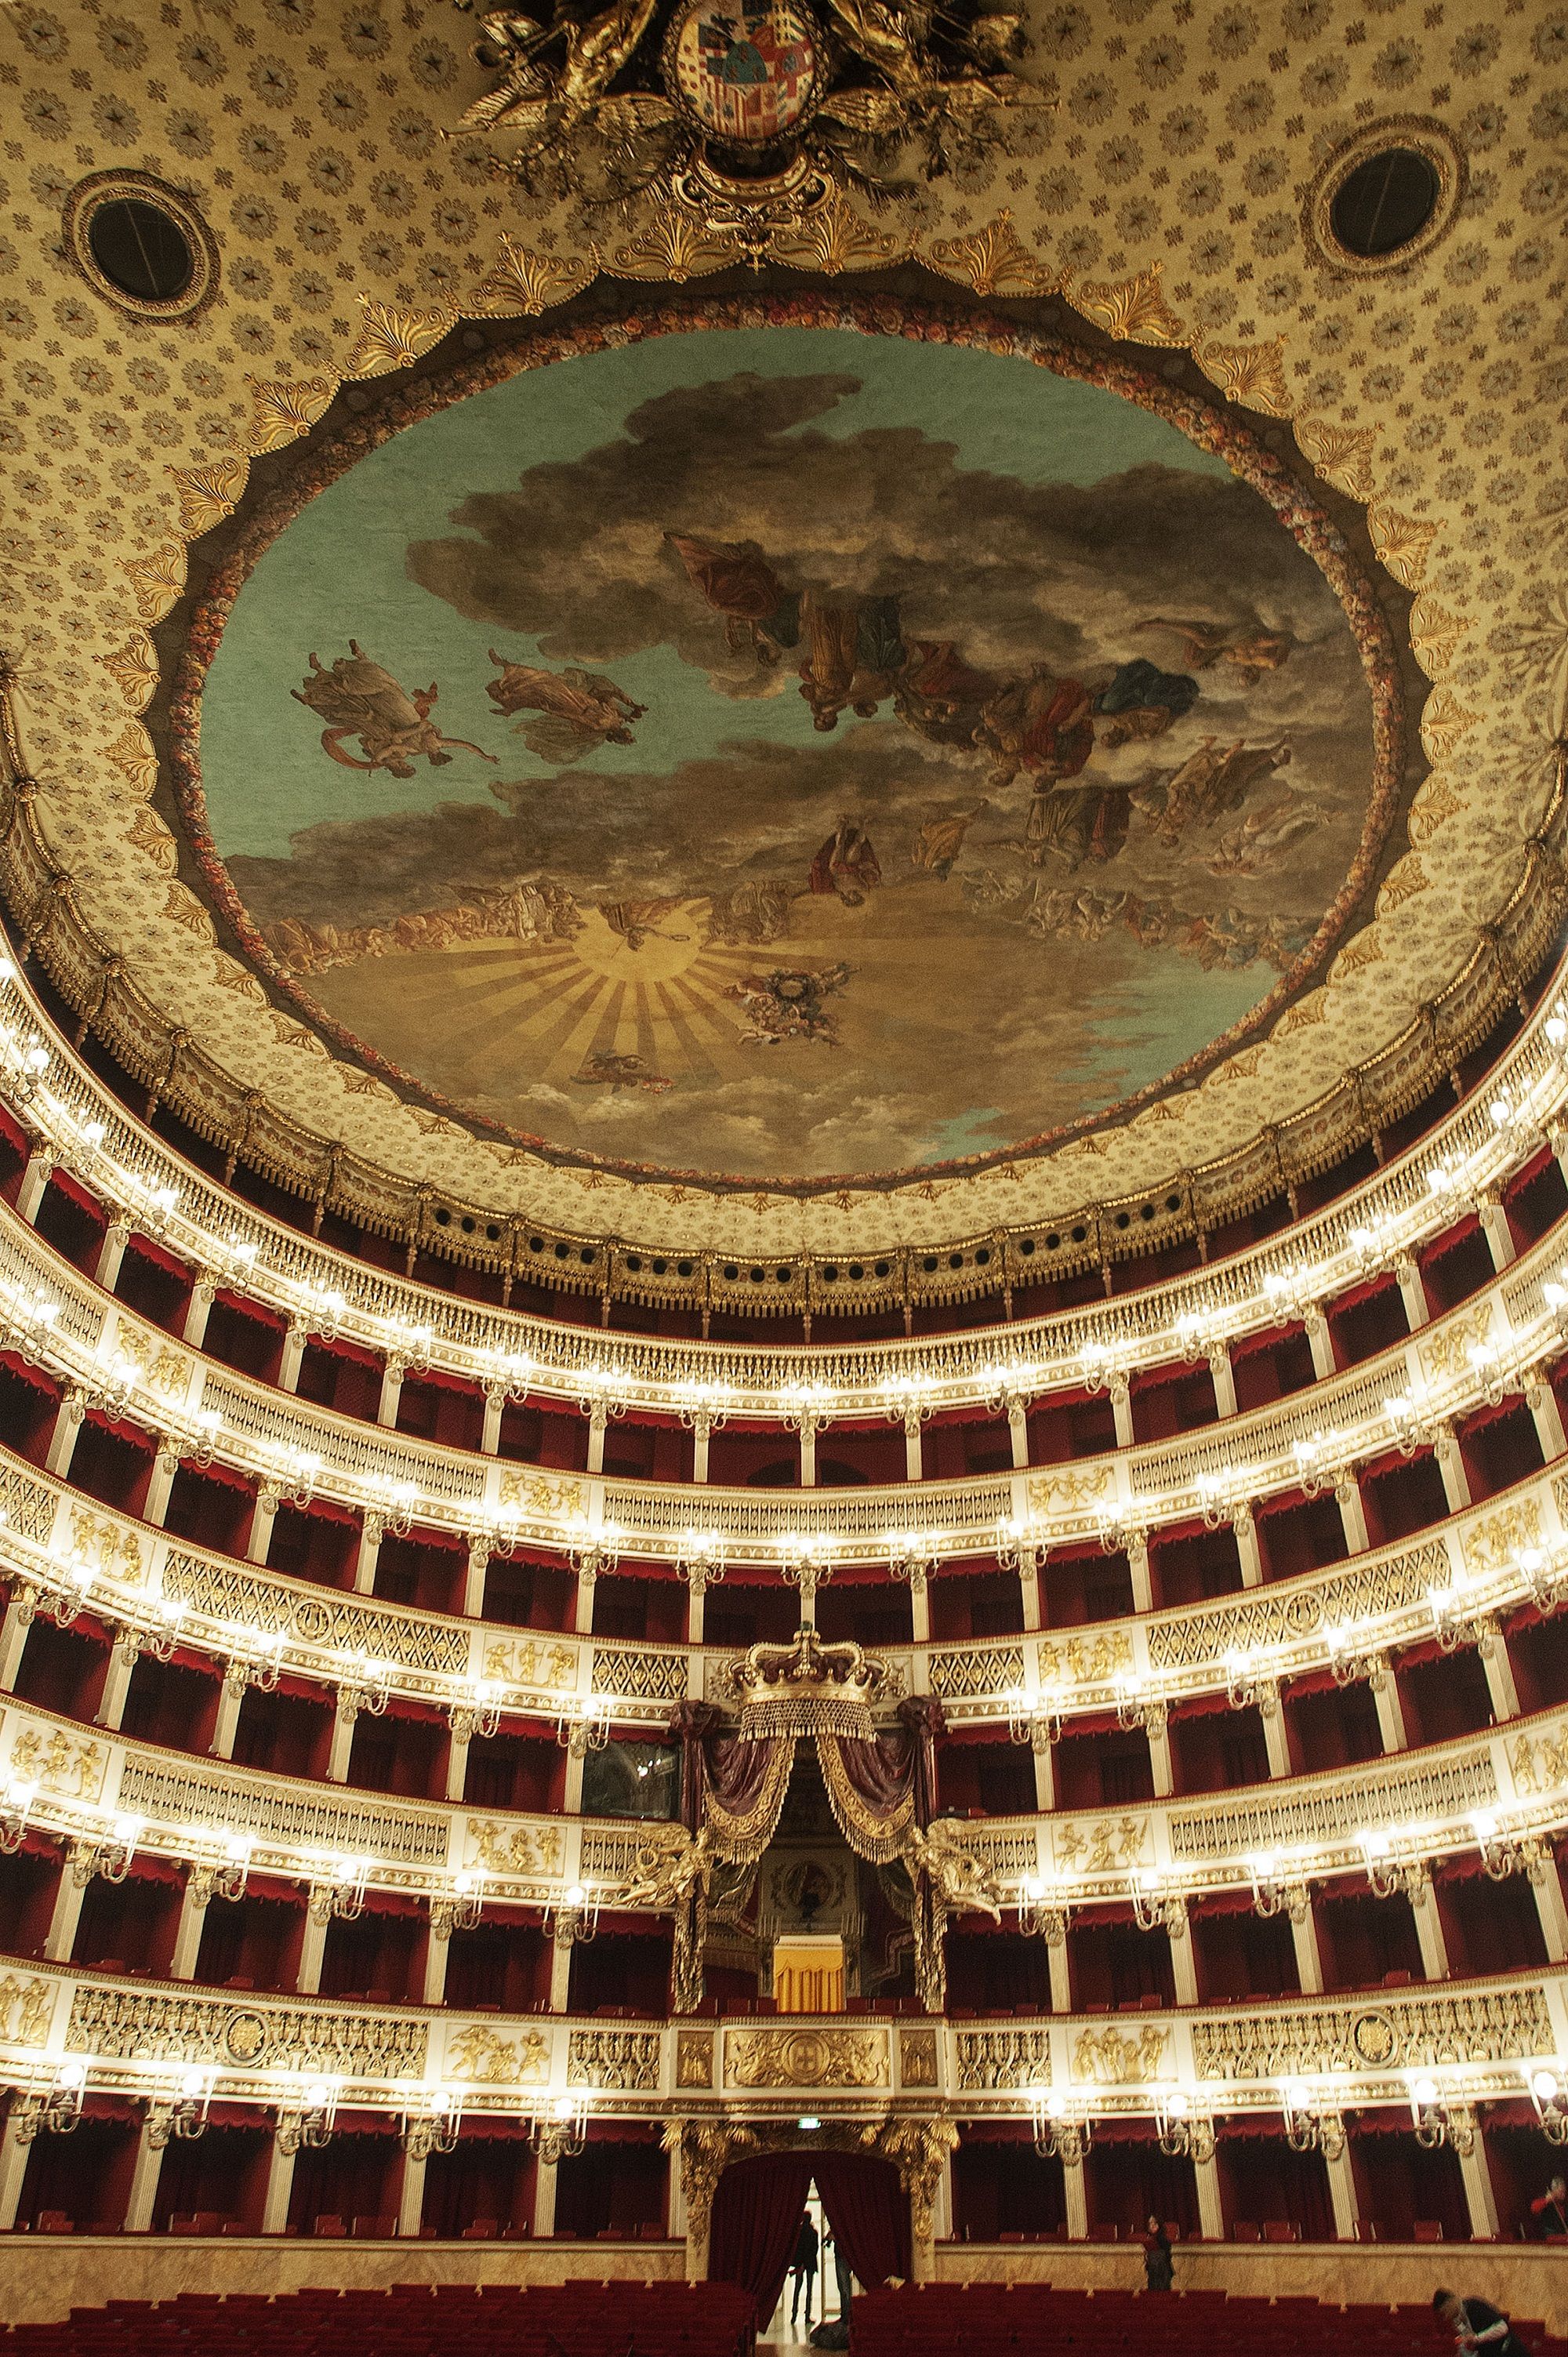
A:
[450,0,1052,249]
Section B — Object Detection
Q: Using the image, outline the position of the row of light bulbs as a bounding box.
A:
[14,2056,592,2159]
[0,942,1563,1418]
[2,1204,1560,1575]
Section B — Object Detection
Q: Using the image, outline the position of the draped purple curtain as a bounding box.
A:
[814,2155,912,2289]
[708,2155,815,2319]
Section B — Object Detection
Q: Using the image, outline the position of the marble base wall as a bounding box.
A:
[0,2235,684,2325]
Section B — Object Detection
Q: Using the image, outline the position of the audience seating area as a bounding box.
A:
[0,2280,757,2357]
[852,2287,1568,2357]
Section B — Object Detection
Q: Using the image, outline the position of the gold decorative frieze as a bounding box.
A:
[1465,1499,1544,1575]
[0,1465,59,1545]
[162,1552,469,1676]
[568,2028,663,2090]
[929,1646,1025,1703]
[1193,1986,1554,2083]
[1073,2025,1171,2086]
[1167,1749,1497,1861]
[591,1647,688,1705]
[955,2027,1051,2092]
[725,2026,889,2091]
[499,1469,583,1520]
[1147,1541,1449,1674]
[69,1505,145,1587]
[67,1985,428,2079]
[115,1758,449,1869]
[445,2024,551,2084]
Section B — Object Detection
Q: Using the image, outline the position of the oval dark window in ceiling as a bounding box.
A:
[1328,147,1440,259]
[85,196,195,303]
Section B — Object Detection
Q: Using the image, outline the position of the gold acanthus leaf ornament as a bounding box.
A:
[1294,419,1377,504]
[244,374,337,455]
[771,192,911,276]
[1421,688,1481,763]
[1409,598,1473,679]
[924,207,1056,296]
[165,457,250,541]
[96,634,160,714]
[1199,336,1292,418]
[611,207,746,282]
[470,234,600,318]
[1368,503,1437,589]
[343,296,459,380]
[1067,261,1185,347]
[123,544,187,626]
[102,722,158,798]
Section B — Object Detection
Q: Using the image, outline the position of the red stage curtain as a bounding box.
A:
[815,2155,911,2287]
[708,2154,815,2319]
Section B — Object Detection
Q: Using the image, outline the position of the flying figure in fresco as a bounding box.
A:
[808,818,882,906]
[911,798,990,878]
[571,1049,673,1092]
[292,645,497,777]
[597,899,691,951]
[1135,615,1294,681]
[1146,736,1294,847]
[485,653,647,764]
[665,533,801,663]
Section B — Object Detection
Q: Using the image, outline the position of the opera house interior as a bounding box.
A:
[2,0,1568,2344]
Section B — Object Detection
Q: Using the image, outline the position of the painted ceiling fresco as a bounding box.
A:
[184,312,1403,1183]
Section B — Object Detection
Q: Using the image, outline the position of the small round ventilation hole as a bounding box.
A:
[1329,147,1440,258]
[64,173,219,318]
[87,197,194,301]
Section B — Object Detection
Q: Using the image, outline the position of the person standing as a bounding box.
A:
[1434,2289,1530,2357]
[1142,2215,1174,2293]
[790,2209,820,2335]
[1530,2175,1568,2236]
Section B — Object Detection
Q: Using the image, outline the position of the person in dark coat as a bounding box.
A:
[1142,2215,1174,2293]
[790,2210,820,2333]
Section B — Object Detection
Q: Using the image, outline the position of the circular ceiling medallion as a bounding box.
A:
[172,297,1409,1193]
[666,0,822,143]
[61,169,219,321]
[1305,118,1465,277]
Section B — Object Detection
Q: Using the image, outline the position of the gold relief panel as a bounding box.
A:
[568,2028,664,2091]
[0,1974,55,2048]
[465,1819,565,1878]
[445,2024,551,2085]
[1072,2025,1171,2086]
[9,1727,105,1803]
[1510,1723,1568,1796]
[898,2027,941,2090]
[725,2028,890,2091]
[1028,1469,1112,1519]
[481,1636,577,1694]
[1036,1632,1132,1688]
[677,2030,716,2090]
[67,1985,429,2078]
[1052,1815,1149,1876]
[68,1505,144,1587]
[955,2028,1051,2093]
[1464,1499,1543,1577]
[1418,1306,1495,1384]
[498,1470,583,1522]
